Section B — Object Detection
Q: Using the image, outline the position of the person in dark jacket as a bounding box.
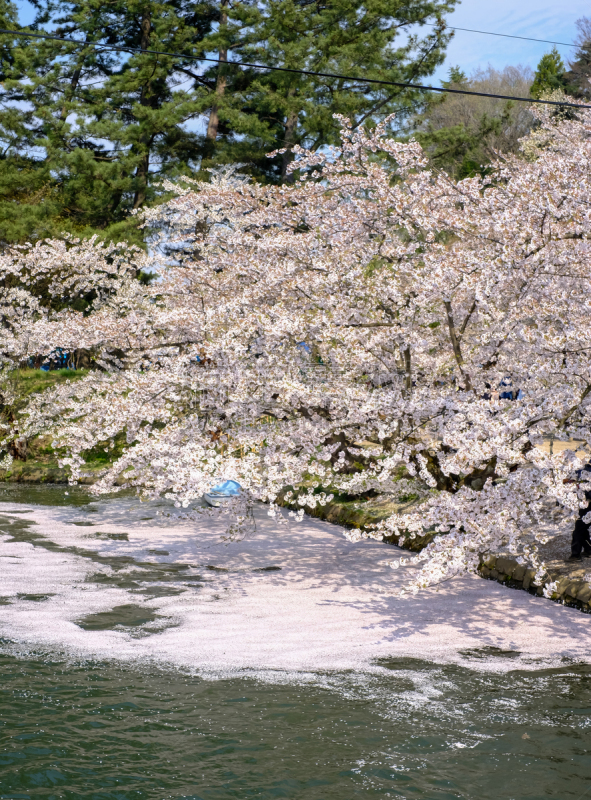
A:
[568,465,591,562]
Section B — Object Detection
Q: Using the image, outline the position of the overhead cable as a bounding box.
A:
[427,22,575,49]
[0,26,588,109]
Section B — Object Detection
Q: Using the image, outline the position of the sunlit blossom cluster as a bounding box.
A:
[3,107,591,593]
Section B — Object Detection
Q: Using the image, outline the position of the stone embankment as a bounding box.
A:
[277,490,434,551]
[479,555,591,612]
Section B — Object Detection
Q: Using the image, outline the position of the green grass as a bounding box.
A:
[7,368,88,400]
[82,431,127,466]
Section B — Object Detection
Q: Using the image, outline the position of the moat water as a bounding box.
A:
[0,484,589,799]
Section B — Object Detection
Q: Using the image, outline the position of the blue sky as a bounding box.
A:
[432,0,588,81]
[13,0,587,83]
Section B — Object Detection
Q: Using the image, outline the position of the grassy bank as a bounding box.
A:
[3,367,88,402]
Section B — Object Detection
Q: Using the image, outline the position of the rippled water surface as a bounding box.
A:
[0,484,590,798]
[0,652,590,799]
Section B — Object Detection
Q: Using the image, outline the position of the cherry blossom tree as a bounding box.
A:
[3,104,591,593]
[0,236,149,463]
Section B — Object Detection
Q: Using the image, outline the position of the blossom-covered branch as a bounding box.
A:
[4,106,591,593]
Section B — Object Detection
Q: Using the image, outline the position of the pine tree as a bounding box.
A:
[0,1,63,245]
[201,0,457,182]
[0,0,221,245]
[0,0,458,243]
[530,47,567,99]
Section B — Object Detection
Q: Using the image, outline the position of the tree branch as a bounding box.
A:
[444,299,472,390]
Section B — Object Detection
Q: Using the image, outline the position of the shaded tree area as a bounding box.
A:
[0,0,457,246]
[412,14,591,182]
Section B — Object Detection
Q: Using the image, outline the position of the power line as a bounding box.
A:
[435,23,575,49]
[0,26,588,109]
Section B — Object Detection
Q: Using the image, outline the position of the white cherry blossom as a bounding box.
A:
[3,106,591,593]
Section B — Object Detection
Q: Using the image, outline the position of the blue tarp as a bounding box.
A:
[210,480,241,496]
[37,348,73,371]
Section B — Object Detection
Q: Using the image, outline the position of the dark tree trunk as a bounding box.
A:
[74,348,92,369]
[133,10,152,209]
[206,0,228,142]
[281,100,298,182]
[9,438,27,462]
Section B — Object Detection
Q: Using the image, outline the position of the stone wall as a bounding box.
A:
[479,554,591,613]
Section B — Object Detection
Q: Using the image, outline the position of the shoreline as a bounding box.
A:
[275,490,591,615]
[2,461,591,615]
